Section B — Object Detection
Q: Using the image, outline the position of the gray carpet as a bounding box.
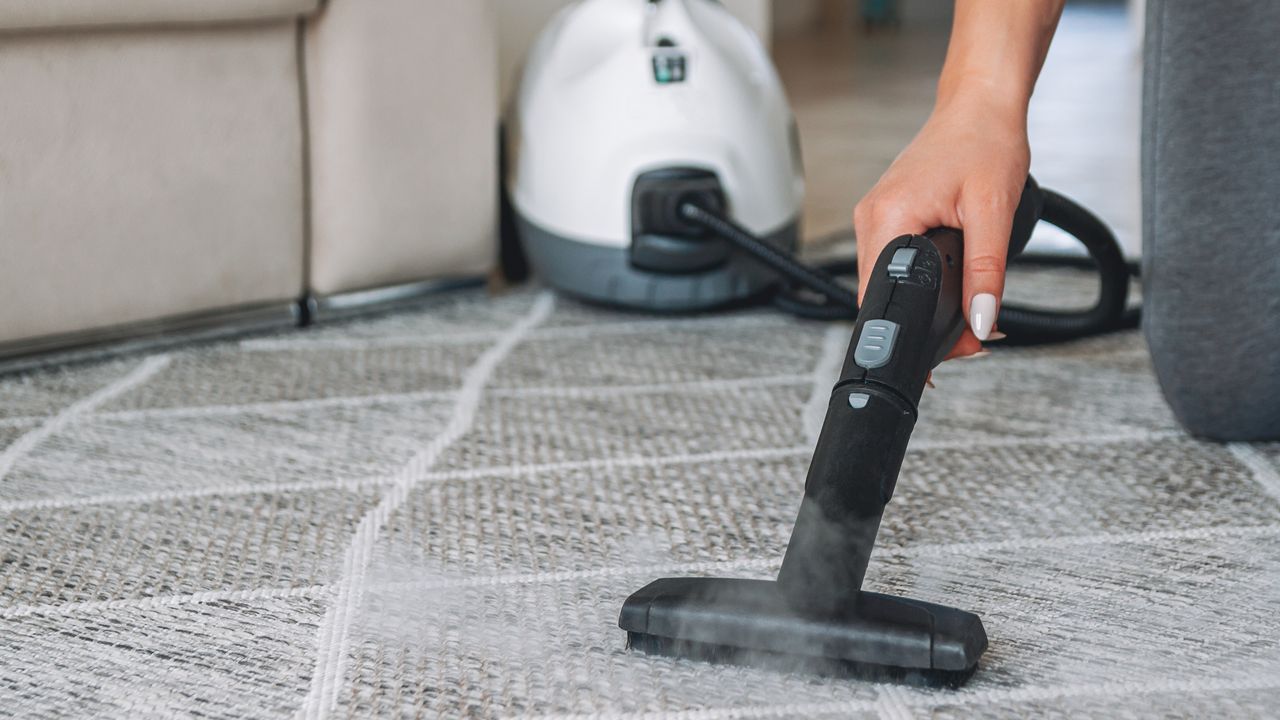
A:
[2,284,1278,719]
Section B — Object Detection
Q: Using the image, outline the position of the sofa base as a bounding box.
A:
[0,274,494,375]
[304,277,487,323]
[0,302,301,375]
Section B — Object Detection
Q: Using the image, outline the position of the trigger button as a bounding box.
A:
[887,248,918,279]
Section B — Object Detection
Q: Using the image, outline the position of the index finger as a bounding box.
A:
[854,202,928,305]
[959,189,1016,340]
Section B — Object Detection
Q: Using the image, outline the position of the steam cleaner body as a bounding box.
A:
[506,0,1136,686]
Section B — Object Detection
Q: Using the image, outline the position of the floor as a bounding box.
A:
[2,283,1279,718]
[776,3,1143,258]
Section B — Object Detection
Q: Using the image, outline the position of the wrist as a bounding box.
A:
[934,69,1032,123]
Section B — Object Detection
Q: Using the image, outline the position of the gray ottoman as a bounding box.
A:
[1142,0,1280,440]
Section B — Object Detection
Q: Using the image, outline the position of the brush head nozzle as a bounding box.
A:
[619,577,986,688]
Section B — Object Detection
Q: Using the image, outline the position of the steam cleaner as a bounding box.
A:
[506,0,1136,685]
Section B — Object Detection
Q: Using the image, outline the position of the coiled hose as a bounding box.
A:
[678,188,1139,344]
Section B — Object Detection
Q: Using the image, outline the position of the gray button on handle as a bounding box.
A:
[854,320,899,370]
[887,248,918,279]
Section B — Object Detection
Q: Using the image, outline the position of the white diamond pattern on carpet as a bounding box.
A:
[1,287,1278,719]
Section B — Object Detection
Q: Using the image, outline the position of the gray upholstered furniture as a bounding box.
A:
[1142,0,1280,440]
[0,0,498,364]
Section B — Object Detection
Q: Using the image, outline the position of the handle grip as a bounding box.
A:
[836,229,966,406]
[777,233,965,615]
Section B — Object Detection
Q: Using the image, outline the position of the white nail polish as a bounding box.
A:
[958,350,992,360]
[988,331,1008,341]
[970,293,997,341]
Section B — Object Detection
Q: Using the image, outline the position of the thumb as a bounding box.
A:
[960,191,1015,341]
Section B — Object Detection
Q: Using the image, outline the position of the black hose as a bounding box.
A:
[678,188,1140,342]
[679,204,859,313]
[994,189,1135,344]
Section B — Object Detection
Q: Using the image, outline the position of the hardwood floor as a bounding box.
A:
[774,3,1142,258]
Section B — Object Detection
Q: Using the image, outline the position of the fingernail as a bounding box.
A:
[970,293,997,341]
[958,350,992,360]
[988,331,1008,341]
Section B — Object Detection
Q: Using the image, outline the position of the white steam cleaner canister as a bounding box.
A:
[506,0,804,311]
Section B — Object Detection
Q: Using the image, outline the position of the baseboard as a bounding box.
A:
[0,276,490,375]
[0,302,301,376]
[304,276,487,323]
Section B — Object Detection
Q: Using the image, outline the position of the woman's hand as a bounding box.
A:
[853,0,1065,360]
[853,93,1030,358]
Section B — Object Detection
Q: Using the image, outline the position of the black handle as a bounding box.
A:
[777,233,965,616]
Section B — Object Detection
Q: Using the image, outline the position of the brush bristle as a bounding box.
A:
[626,631,978,689]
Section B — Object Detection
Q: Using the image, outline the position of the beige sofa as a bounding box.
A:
[0,0,775,367]
[0,0,498,363]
